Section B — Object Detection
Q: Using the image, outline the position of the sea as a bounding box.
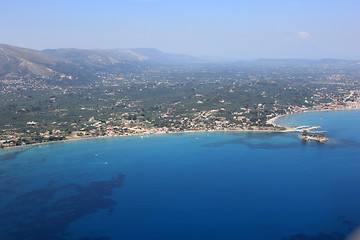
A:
[0,110,360,240]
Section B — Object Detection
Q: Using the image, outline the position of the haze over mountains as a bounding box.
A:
[0,44,206,81]
[1,43,359,85]
[42,47,205,66]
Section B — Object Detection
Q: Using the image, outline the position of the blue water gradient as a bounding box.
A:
[0,110,360,240]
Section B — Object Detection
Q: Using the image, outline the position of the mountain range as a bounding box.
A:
[1,43,359,85]
[0,44,205,82]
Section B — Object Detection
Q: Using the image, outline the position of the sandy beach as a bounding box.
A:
[0,127,287,152]
[2,107,359,152]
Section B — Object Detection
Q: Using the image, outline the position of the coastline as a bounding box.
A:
[267,107,360,129]
[0,128,284,152]
[2,107,359,152]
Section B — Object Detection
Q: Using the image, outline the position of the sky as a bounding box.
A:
[0,0,359,59]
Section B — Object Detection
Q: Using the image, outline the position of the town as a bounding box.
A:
[1,62,360,148]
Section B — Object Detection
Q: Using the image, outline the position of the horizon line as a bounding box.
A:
[1,42,359,62]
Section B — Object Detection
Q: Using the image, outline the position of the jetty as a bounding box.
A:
[284,126,329,143]
[273,123,329,143]
[292,126,322,132]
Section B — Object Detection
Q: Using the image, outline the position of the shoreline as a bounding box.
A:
[266,107,360,129]
[1,107,359,152]
[0,128,285,152]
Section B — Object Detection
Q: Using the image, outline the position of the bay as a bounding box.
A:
[0,110,360,240]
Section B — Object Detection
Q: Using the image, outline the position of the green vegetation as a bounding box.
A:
[1,61,359,148]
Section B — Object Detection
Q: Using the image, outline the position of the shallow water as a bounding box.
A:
[1,110,359,240]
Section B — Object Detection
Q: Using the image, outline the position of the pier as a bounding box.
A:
[283,126,329,142]
[283,126,323,133]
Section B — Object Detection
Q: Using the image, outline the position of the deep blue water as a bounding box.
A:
[0,110,360,240]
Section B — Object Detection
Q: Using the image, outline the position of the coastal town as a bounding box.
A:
[1,83,359,148]
[1,57,360,149]
[2,2,360,239]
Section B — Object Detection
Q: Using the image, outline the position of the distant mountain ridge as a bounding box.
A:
[0,44,206,81]
[129,48,204,64]
[1,43,359,85]
[43,47,205,66]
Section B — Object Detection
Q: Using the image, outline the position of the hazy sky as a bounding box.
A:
[1,0,359,59]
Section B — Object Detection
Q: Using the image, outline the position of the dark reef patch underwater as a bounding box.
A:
[0,149,28,162]
[0,174,124,240]
[0,110,360,240]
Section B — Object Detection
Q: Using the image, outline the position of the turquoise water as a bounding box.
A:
[0,110,360,240]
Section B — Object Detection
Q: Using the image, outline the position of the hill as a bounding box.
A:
[43,47,205,66]
[0,44,67,78]
[0,44,206,83]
